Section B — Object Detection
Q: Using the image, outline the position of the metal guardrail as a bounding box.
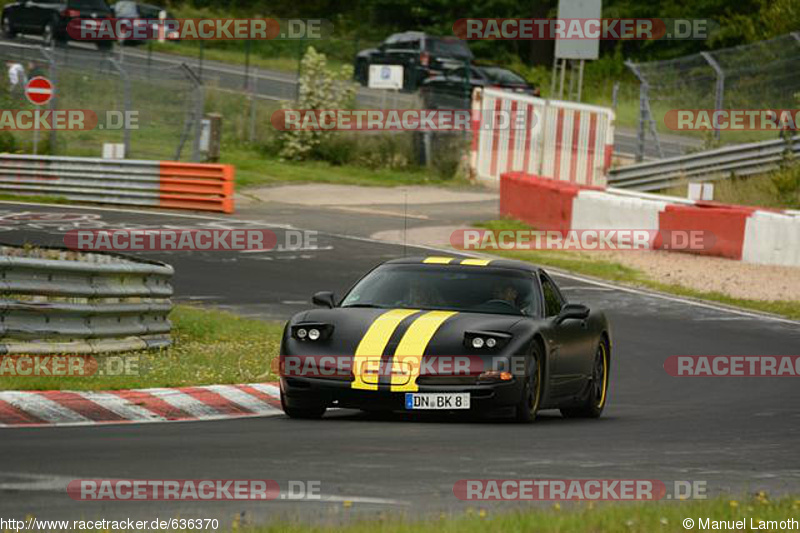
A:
[0,245,174,354]
[0,154,234,213]
[608,135,800,191]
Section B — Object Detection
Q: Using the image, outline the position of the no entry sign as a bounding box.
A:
[24,77,54,106]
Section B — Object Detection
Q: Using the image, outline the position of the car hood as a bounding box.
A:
[284,307,527,356]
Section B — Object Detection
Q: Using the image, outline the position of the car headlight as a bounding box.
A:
[464,331,511,350]
[291,323,333,341]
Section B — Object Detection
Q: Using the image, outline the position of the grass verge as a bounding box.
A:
[0,305,284,391]
[223,495,798,533]
[225,147,471,189]
[474,219,800,320]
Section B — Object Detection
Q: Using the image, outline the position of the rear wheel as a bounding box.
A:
[514,344,543,423]
[2,15,16,39]
[354,58,368,85]
[560,340,609,419]
[42,22,64,47]
[280,389,326,420]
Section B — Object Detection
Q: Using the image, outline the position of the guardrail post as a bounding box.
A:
[45,48,58,155]
[109,58,131,157]
[700,51,724,142]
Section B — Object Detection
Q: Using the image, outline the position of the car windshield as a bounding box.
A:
[479,67,527,84]
[429,38,473,58]
[340,265,538,316]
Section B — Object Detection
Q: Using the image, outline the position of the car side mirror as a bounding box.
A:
[312,291,335,308]
[555,303,589,325]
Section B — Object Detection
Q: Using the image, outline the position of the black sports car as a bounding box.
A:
[279,256,611,422]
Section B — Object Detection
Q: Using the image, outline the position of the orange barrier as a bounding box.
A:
[158,162,235,214]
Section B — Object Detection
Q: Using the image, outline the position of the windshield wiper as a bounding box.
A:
[341,303,386,309]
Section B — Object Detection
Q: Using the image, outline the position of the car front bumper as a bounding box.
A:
[280,375,523,414]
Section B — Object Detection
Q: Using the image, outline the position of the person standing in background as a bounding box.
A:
[6,60,27,96]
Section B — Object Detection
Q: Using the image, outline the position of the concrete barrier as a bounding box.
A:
[498,172,800,267]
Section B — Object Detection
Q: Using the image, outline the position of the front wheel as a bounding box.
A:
[42,22,64,47]
[560,340,609,419]
[280,390,326,420]
[2,15,16,39]
[514,345,543,423]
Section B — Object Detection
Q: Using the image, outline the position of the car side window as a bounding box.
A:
[540,274,564,317]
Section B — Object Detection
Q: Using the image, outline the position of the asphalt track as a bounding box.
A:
[0,202,799,525]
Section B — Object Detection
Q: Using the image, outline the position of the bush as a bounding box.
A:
[277,47,356,161]
[0,131,16,153]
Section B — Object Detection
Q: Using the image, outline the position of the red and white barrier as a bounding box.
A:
[500,173,800,267]
[472,88,614,187]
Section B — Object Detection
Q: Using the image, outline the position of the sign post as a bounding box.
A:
[24,76,54,156]
[553,0,601,101]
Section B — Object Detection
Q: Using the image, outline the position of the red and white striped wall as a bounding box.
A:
[500,173,800,267]
[0,383,282,428]
[471,88,614,187]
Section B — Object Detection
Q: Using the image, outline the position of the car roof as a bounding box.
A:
[384,256,542,274]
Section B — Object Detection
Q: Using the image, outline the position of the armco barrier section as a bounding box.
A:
[0,244,174,354]
[498,173,800,267]
[473,88,614,187]
[0,154,234,213]
[608,134,800,192]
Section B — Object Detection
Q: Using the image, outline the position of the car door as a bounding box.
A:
[29,0,58,34]
[541,272,593,396]
[539,272,591,397]
[13,0,37,30]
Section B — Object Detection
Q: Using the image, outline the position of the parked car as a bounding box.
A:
[421,65,540,109]
[2,0,113,50]
[354,31,473,91]
[111,1,177,45]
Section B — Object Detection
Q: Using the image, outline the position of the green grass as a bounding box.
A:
[0,193,70,204]
[662,169,800,210]
[220,495,799,533]
[474,219,800,320]
[224,146,471,189]
[0,305,284,391]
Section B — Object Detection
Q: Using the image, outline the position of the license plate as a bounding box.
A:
[405,392,470,410]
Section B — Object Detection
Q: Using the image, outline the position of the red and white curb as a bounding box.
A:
[0,383,282,428]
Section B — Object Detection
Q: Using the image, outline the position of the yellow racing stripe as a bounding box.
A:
[391,310,458,392]
[352,309,418,390]
[423,256,455,264]
[460,258,493,266]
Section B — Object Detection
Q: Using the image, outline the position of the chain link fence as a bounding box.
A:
[626,32,800,162]
[1,42,203,161]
